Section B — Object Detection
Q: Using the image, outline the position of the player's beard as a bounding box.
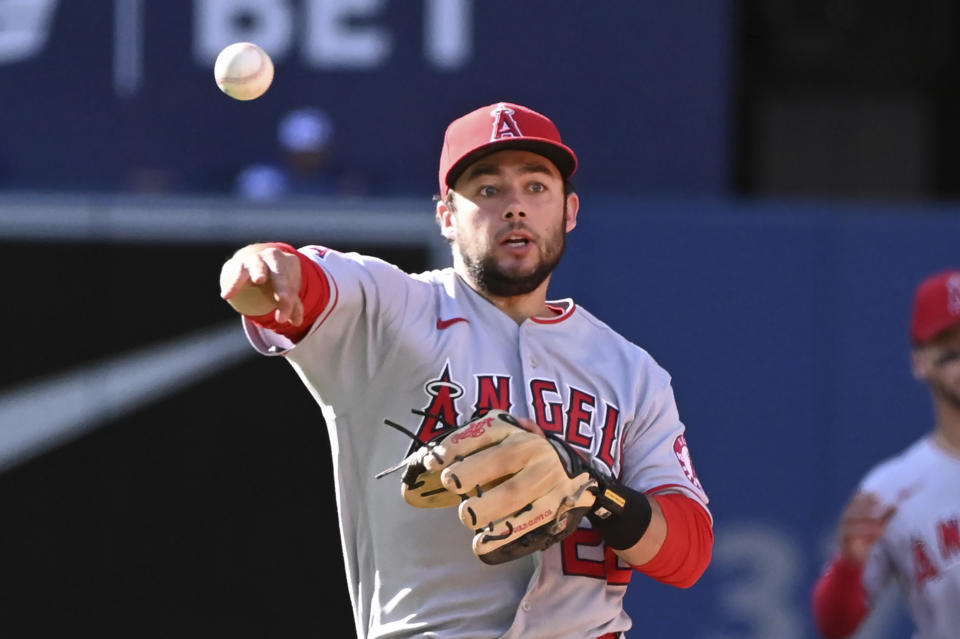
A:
[462,211,567,298]
[930,377,960,410]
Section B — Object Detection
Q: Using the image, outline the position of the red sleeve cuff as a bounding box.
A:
[634,493,713,588]
[812,555,869,638]
[247,243,331,343]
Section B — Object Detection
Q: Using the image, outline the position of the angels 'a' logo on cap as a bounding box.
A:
[489,103,523,141]
[948,274,960,314]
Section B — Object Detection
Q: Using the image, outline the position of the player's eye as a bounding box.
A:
[478,185,498,197]
[528,182,545,193]
[935,350,960,366]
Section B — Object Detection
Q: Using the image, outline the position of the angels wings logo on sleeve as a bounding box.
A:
[673,435,704,491]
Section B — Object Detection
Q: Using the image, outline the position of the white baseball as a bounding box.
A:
[214,42,274,101]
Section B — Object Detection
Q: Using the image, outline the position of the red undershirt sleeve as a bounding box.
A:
[246,243,330,343]
[811,556,869,639]
[634,493,713,588]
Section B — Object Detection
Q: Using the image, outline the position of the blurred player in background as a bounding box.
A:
[219,101,713,638]
[235,106,372,200]
[812,269,960,639]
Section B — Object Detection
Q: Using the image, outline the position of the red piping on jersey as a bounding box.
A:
[811,555,869,638]
[633,493,713,588]
[248,244,331,342]
[530,299,576,324]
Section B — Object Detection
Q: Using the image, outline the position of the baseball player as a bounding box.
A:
[219,102,713,638]
[812,269,960,639]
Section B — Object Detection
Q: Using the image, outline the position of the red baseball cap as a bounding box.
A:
[910,269,960,344]
[438,102,578,197]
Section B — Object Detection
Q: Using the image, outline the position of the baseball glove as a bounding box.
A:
[377,409,624,564]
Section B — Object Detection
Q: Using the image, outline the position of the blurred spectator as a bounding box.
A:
[235,107,371,200]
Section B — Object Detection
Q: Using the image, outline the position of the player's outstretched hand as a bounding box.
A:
[838,492,896,565]
[219,243,303,325]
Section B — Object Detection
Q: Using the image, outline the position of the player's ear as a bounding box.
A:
[437,196,457,241]
[564,192,580,233]
[911,346,931,381]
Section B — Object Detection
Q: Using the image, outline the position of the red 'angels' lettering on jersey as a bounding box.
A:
[410,363,464,454]
[560,527,632,585]
[597,404,620,468]
[529,378,621,465]
[474,375,512,414]
[530,379,564,433]
[413,367,623,467]
[673,435,703,491]
[940,518,960,560]
[566,387,595,448]
[912,538,940,586]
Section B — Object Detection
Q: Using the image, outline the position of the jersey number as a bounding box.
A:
[561,527,632,585]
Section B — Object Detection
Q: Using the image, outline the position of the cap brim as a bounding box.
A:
[445,138,578,191]
[913,314,960,344]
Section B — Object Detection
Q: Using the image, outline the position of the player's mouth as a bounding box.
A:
[499,230,535,251]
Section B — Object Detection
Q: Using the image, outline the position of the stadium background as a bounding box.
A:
[3,1,958,637]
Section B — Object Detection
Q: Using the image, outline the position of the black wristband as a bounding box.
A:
[587,482,653,550]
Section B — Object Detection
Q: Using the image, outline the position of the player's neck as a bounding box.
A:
[933,429,960,458]
[459,272,554,325]
[932,401,960,457]
[489,293,551,325]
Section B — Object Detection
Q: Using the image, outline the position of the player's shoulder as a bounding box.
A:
[409,266,457,287]
[570,304,651,350]
[569,303,670,374]
[860,435,935,494]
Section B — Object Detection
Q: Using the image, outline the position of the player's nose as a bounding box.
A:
[500,183,528,220]
[501,197,527,220]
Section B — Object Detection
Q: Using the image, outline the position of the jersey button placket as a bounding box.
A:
[518,326,532,414]
[518,324,537,374]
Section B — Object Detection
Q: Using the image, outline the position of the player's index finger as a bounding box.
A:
[220,260,252,298]
[246,254,271,284]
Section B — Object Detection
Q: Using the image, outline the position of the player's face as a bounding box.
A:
[913,324,960,408]
[439,149,580,297]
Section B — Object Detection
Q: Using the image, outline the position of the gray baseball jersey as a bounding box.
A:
[242,247,710,639]
[860,436,960,639]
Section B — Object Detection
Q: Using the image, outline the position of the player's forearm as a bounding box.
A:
[606,495,666,565]
[625,493,713,588]
[812,556,869,638]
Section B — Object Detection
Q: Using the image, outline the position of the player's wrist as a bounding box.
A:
[834,552,867,573]
[587,480,653,550]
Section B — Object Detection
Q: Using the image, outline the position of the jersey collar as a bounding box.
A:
[531,299,576,324]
